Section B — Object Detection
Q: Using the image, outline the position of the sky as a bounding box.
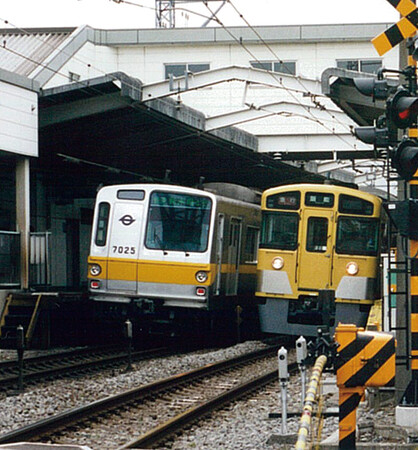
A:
[0,0,401,30]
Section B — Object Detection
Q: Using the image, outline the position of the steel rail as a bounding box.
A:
[0,346,278,444]
[0,346,169,390]
[0,345,123,370]
[120,360,299,449]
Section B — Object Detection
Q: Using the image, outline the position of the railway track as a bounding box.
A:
[0,345,292,449]
[0,345,169,392]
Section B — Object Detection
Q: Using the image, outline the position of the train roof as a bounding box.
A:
[262,183,382,204]
[97,183,261,205]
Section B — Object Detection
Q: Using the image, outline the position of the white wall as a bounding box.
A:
[41,28,400,144]
[0,81,38,157]
[44,42,119,89]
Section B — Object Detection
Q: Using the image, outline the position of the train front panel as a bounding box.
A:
[88,184,218,309]
[256,184,382,336]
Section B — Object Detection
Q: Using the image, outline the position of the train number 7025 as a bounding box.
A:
[112,246,136,255]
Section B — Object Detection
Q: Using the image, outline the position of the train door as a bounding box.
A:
[106,201,144,292]
[298,210,334,290]
[215,214,225,295]
[226,217,242,296]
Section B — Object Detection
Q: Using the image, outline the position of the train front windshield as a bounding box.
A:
[260,212,299,250]
[336,217,379,256]
[145,191,212,252]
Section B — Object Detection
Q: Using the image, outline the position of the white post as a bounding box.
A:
[278,346,289,434]
[296,336,308,407]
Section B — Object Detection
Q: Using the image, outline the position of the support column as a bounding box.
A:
[16,157,30,289]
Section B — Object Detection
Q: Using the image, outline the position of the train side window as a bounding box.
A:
[117,190,145,200]
[95,202,110,246]
[306,217,328,252]
[244,226,260,263]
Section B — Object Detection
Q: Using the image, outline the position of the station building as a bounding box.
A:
[0,22,397,322]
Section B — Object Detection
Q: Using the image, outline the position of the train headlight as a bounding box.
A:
[195,271,208,283]
[346,262,359,276]
[272,257,284,270]
[89,264,102,276]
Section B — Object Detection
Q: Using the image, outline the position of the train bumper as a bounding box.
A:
[89,279,209,307]
[256,270,293,295]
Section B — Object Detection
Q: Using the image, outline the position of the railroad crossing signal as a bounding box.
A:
[392,138,418,179]
[387,87,418,128]
[372,0,418,55]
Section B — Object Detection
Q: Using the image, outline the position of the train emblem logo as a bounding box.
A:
[119,215,136,226]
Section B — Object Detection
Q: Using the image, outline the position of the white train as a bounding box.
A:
[87,183,261,335]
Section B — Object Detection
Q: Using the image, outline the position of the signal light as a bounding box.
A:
[392,138,418,181]
[384,200,418,240]
[387,87,418,129]
[354,126,389,148]
[353,77,388,100]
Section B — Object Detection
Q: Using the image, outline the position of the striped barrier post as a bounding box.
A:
[335,324,396,449]
[295,354,327,450]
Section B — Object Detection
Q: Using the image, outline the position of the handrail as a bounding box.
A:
[295,355,327,450]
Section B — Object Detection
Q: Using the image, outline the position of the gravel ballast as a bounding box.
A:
[0,341,406,449]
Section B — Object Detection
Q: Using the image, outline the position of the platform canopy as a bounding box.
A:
[38,72,327,198]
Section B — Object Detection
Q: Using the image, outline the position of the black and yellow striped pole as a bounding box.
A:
[370,0,418,408]
[335,324,396,449]
[401,42,418,403]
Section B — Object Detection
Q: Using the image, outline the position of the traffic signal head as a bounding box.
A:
[354,126,389,147]
[392,138,418,181]
[387,87,418,129]
[384,199,418,240]
[353,77,388,100]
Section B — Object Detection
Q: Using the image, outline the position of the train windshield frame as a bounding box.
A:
[145,191,212,252]
[259,211,299,250]
[336,216,380,256]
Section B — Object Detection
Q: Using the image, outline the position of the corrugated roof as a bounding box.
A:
[0,28,74,77]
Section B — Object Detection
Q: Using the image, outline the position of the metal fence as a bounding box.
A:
[30,232,51,287]
[0,231,51,288]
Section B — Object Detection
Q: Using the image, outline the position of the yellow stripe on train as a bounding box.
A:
[88,257,256,285]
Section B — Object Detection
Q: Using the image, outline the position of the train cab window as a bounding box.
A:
[260,212,298,250]
[117,190,145,200]
[244,226,260,263]
[305,192,334,208]
[266,191,300,210]
[95,202,110,246]
[306,217,328,252]
[339,194,374,215]
[145,191,212,252]
[336,217,379,256]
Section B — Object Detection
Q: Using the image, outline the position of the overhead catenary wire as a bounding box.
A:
[0,11,353,145]
[0,4,383,184]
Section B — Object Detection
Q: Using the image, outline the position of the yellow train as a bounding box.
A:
[256,183,383,336]
[87,183,261,335]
